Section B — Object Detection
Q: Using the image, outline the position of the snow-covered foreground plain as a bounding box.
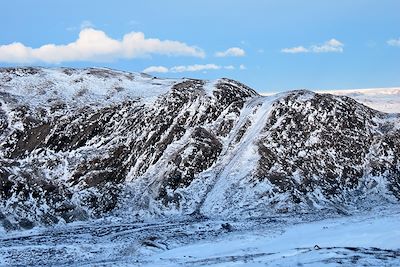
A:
[0,205,399,266]
[148,209,400,266]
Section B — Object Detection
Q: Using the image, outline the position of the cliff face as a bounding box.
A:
[0,67,399,229]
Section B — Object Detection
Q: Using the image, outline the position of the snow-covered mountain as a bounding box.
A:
[0,67,399,230]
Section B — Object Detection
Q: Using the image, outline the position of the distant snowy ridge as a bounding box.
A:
[262,87,400,113]
[0,67,178,108]
[0,67,399,230]
[317,87,400,113]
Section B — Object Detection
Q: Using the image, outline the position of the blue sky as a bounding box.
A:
[0,0,399,92]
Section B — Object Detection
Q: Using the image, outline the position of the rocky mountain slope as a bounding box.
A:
[0,67,399,230]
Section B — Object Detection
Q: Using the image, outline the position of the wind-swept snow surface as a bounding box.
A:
[147,208,400,266]
[0,206,399,266]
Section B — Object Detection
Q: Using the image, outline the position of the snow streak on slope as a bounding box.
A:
[200,95,278,216]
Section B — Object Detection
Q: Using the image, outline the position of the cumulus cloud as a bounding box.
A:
[281,39,344,54]
[142,66,169,73]
[0,28,205,63]
[215,47,245,57]
[281,46,309,54]
[387,38,400,47]
[170,64,220,72]
[143,64,239,73]
[311,39,344,53]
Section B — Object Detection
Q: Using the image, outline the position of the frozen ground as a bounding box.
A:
[0,204,399,266]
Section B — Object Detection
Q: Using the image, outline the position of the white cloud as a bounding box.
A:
[80,20,95,29]
[66,20,95,32]
[387,38,400,47]
[281,46,309,54]
[281,39,344,54]
[143,64,238,73]
[0,28,205,64]
[239,64,246,70]
[170,64,220,73]
[142,66,169,73]
[311,39,344,53]
[215,47,245,57]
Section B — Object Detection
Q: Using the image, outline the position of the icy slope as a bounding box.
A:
[0,67,399,229]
